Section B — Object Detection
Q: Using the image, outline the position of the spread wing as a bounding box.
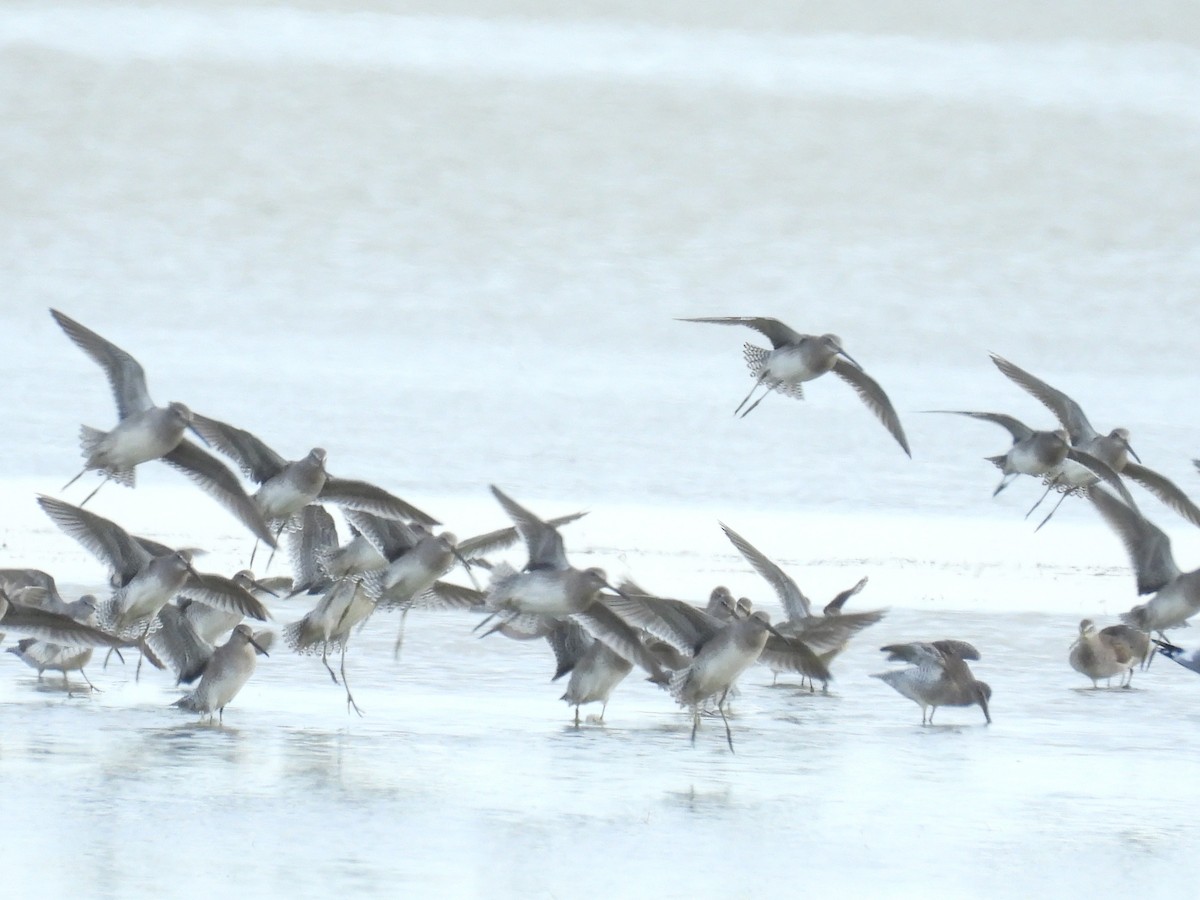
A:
[831,359,911,457]
[678,316,805,349]
[50,308,154,418]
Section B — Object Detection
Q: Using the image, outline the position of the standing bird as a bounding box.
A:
[991,353,1200,528]
[551,621,635,726]
[872,640,991,725]
[605,583,830,748]
[1068,619,1137,688]
[679,317,910,456]
[48,309,277,547]
[173,624,270,723]
[669,610,786,751]
[7,640,98,692]
[1086,485,1200,636]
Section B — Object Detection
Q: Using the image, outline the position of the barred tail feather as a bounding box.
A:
[741,343,770,379]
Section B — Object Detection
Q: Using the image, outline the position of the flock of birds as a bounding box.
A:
[3,309,1200,750]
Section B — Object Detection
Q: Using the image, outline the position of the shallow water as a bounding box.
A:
[2,1,1200,897]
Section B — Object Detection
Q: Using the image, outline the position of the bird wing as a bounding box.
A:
[719,522,811,619]
[1,594,129,648]
[415,581,486,612]
[677,316,805,349]
[823,576,869,615]
[1121,462,1200,529]
[925,410,1034,443]
[605,583,719,656]
[831,359,912,457]
[989,353,1098,445]
[457,512,587,560]
[149,604,215,684]
[187,413,288,483]
[489,485,570,571]
[161,440,278,547]
[758,633,832,683]
[1065,447,1138,511]
[784,609,886,655]
[36,495,151,583]
[546,619,593,680]
[931,639,982,661]
[50,308,154,418]
[0,569,62,605]
[179,572,271,621]
[1085,485,1180,595]
[320,477,440,526]
[880,641,949,667]
[573,600,669,684]
[288,505,341,594]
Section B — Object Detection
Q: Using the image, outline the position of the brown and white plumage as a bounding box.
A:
[679,317,910,455]
[1069,619,1137,688]
[872,640,991,724]
[719,522,883,687]
[992,353,1200,528]
[49,308,277,546]
[173,624,269,722]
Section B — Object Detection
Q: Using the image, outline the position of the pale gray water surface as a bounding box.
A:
[2,1,1200,896]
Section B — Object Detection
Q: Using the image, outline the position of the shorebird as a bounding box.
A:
[679,317,910,455]
[150,570,281,684]
[49,309,277,546]
[872,640,991,724]
[173,624,270,722]
[1069,619,1137,688]
[478,486,670,686]
[668,609,789,750]
[719,522,883,688]
[927,410,1136,513]
[605,581,830,747]
[1086,485,1200,635]
[284,577,381,715]
[0,587,139,652]
[991,353,1200,528]
[7,639,97,691]
[37,496,269,653]
[548,620,636,726]
[1153,638,1200,676]
[187,412,440,557]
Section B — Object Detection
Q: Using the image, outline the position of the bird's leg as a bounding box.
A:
[717,688,734,752]
[341,644,363,717]
[134,619,152,682]
[61,465,90,492]
[79,475,110,507]
[261,522,287,572]
[733,373,769,417]
[321,643,339,684]
[1024,483,1055,519]
[248,539,261,570]
[80,668,99,692]
[1034,491,1071,532]
[599,700,608,723]
[739,383,776,418]
[992,471,1017,497]
[392,608,410,661]
[573,705,581,728]
[690,707,700,745]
